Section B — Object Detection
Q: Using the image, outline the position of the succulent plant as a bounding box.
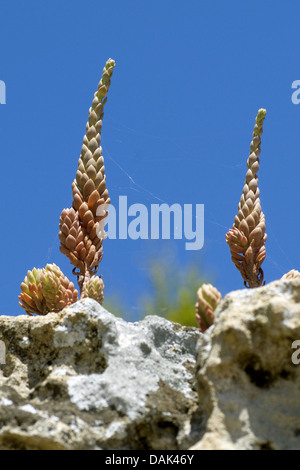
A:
[281,270,300,280]
[18,268,46,315]
[40,264,79,313]
[20,67,292,323]
[226,109,267,288]
[81,275,104,304]
[195,283,222,332]
[19,58,115,315]
[59,58,115,296]
[19,264,78,316]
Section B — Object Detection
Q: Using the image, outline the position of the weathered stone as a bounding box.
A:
[0,299,202,450]
[191,278,300,450]
[1,278,300,450]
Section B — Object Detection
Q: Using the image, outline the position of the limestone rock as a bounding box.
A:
[0,299,202,450]
[1,278,300,450]
[192,277,300,450]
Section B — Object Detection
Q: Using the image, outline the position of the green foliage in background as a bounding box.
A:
[103,246,212,326]
[102,296,122,318]
[140,255,209,327]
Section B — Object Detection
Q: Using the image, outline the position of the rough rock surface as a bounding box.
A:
[192,277,300,450]
[0,278,300,450]
[0,299,202,450]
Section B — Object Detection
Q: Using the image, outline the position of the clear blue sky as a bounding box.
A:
[0,0,299,319]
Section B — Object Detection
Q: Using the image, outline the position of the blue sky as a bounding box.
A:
[0,0,299,320]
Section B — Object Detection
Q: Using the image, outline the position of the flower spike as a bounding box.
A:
[226,109,267,288]
[59,58,116,296]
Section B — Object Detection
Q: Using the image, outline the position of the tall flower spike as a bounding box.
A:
[195,284,222,332]
[59,59,115,295]
[226,109,267,288]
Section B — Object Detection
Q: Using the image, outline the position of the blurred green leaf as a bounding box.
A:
[140,253,209,327]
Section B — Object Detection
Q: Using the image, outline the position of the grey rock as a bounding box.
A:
[191,278,300,450]
[0,299,202,450]
[1,278,300,450]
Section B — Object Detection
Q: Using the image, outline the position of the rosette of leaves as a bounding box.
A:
[19,264,78,316]
[195,283,222,332]
[281,270,300,280]
[226,109,267,288]
[59,58,115,296]
[81,275,104,304]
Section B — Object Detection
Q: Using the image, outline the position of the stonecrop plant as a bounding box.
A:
[195,109,268,331]
[19,58,115,316]
[18,61,297,323]
[195,283,222,333]
[195,108,298,332]
[225,109,267,288]
[195,109,265,332]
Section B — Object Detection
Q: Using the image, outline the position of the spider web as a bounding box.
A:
[42,120,294,298]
